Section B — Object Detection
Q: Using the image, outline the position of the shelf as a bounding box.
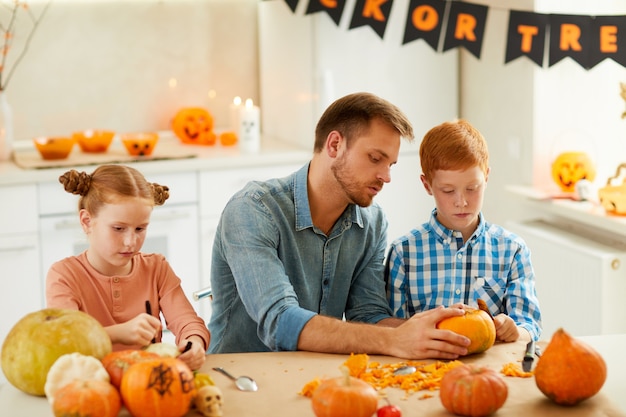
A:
[506,185,626,240]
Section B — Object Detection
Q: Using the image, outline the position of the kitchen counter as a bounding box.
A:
[0,132,312,186]
[1,334,624,417]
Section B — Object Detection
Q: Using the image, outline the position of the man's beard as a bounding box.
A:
[331,154,383,207]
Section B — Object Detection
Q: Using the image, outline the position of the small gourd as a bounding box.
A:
[311,366,378,417]
[534,327,606,405]
[44,352,110,404]
[439,364,508,417]
[52,379,121,417]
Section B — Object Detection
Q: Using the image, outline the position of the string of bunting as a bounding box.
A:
[264,0,626,70]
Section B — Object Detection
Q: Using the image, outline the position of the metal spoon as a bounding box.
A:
[212,367,258,392]
[393,365,417,375]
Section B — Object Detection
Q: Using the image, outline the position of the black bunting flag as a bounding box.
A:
[402,0,447,51]
[305,0,347,26]
[349,0,395,39]
[442,1,488,59]
[505,11,549,67]
[285,0,299,13]
[548,14,592,68]
[588,16,626,69]
[275,0,626,71]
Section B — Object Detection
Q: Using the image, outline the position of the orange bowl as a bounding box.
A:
[33,137,76,160]
[120,132,159,157]
[73,129,115,153]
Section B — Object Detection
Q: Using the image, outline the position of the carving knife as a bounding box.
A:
[522,340,535,372]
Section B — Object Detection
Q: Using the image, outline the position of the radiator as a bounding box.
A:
[507,219,626,339]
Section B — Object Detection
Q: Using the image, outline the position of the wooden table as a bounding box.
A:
[1,335,624,416]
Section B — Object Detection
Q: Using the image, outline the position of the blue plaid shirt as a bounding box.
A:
[385,209,542,341]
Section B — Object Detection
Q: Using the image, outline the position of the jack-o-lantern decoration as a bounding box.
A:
[172,107,215,145]
[551,151,596,193]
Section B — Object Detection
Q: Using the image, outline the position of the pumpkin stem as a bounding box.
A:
[339,365,351,386]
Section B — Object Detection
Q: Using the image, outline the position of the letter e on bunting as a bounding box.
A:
[306,0,348,26]
[349,0,394,39]
[588,15,626,69]
[403,0,446,51]
[443,1,488,58]
[505,10,548,67]
[548,14,592,68]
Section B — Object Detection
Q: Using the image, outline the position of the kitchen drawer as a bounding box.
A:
[0,184,38,234]
[199,164,301,217]
[38,171,198,215]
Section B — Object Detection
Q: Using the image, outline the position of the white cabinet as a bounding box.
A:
[0,184,41,384]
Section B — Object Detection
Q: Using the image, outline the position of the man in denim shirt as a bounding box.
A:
[208,93,470,359]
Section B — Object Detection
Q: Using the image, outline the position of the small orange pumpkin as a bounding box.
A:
[172,107,215,145]
[121,132,159,157]
[219,131,238,147]
[534,328,606,406]
[551,151,596,193]
[440,364,508,417]
[311,366,378,417]
[52,379,121,417]
[120,357,195,417]
[436,307,496,354]
[101,349,160,389]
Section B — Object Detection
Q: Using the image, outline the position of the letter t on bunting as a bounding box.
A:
[505,10,549,67]
[349,0,394,39]
[442,0,488,59]
[306,0,347,26]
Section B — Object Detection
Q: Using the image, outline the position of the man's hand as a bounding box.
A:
[389,306,470,359]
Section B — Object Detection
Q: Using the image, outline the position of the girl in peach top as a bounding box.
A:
[46,164,210,370]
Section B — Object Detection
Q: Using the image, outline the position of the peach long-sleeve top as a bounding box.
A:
[46,251,210,352]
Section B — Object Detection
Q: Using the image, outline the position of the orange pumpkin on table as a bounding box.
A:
[439,364,508,417]
[52,379,121,417]
[534,327,606,406]
[311,366,378,417]
[101,349,160,389]
[120,357,195,417]
[121,132,159,157]
[436,306,496,354]
[172,107,215,145]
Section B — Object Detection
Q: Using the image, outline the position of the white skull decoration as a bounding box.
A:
[194,385,224,417]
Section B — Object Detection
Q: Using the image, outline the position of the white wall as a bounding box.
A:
[460,0,626,226]
[5,0,259,142]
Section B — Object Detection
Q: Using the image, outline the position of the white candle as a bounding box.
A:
[238,98,260,153]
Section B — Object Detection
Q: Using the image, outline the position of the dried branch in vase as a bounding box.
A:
[0,0,51,92]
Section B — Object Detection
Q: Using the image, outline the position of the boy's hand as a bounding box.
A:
[493,314,519,342]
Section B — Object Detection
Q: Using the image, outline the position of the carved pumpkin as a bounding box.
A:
[52,379,121,417]
[439,364,508,417]
[101,349,160,389]
[551,151,596,193]
[121,132,159,157]
[534,328,606,406]
[172,107,215,145]
[311,366,378,417]
[120,357,195,417]
[436,307,496,355]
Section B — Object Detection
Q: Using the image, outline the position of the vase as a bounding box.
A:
[0,91,14,162]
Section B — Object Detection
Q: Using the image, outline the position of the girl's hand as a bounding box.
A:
[106,313,162,346]
[176,336,206,371]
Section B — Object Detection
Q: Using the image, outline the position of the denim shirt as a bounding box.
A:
[208,163,393,353]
